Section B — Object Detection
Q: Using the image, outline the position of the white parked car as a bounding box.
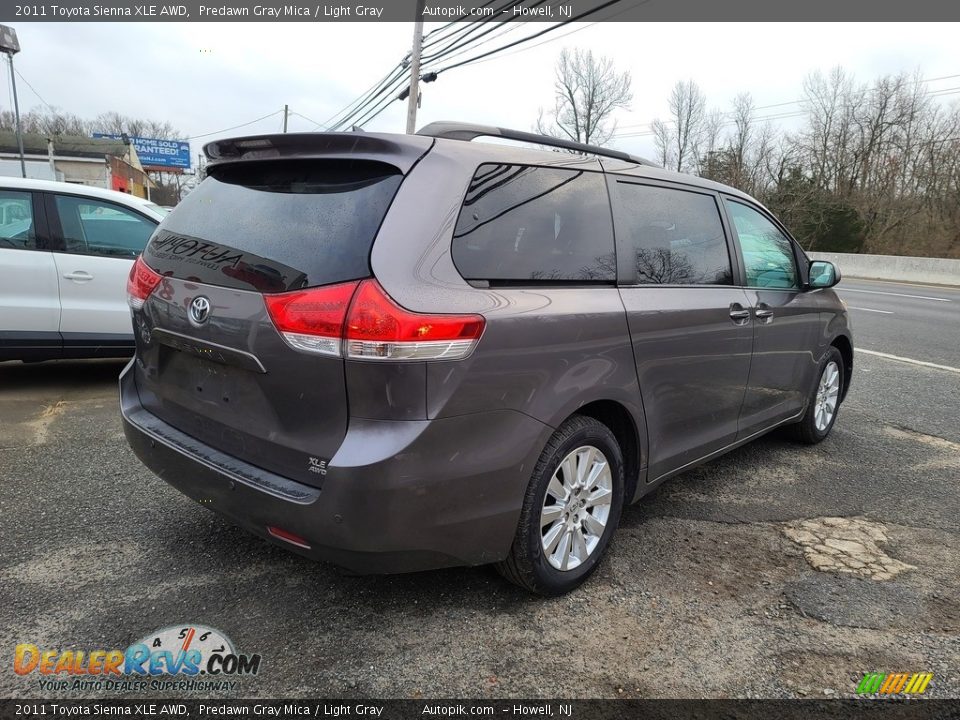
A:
[0,177,165,361]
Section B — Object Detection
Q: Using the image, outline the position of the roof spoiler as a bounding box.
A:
[203,132,433,174]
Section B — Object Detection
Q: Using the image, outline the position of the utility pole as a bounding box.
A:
[405,0,425,135]
[0,26,26,178]
[283,104,289,133]
[7,54,25,177]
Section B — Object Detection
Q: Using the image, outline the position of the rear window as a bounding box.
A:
[452,164,615,284]
[144,160,403,292]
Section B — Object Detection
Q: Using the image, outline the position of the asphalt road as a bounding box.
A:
[836,278,960,368]
[1,278,958,701]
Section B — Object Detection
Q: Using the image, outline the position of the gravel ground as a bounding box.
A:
[1,350,958,700]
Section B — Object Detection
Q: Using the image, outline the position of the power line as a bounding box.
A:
[922,73,960,84]
[315,63,407,130]
[615,75,960,138]
[421,0,502,49]
[434,0,623,74]
[618,98,806,131]
[354,79,413,127]
[345,0,629,130]
[421,0,547,63]
[14,69,56,113]
[926,85,960,96]
[187,109,285,140]
[331,67,412,130]
[433,0,647,70]
[421,2,561,68]
[343,4,535,128]
[288,110,327,129]
[340,2,544,129]
[613,111,808,139]
[329,1,632,133]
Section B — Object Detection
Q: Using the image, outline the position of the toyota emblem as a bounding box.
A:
[189,296,212,326]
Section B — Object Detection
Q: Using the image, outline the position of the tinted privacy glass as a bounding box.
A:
[0,190,36,249]
[145,160,403,293]
[615,182,732,285]
[54,195,155,258]
[726,200,798,288]
[452,165,615,283]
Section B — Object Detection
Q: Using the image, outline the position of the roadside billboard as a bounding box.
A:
[93,133,191,170]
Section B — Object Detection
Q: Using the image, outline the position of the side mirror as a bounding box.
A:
[808,260,841,289]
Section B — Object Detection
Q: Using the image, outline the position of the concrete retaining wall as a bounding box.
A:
[808,252,960,287]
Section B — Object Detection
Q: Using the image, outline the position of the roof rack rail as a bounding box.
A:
[417,121,658,167]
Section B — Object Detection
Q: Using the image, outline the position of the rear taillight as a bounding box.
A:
[264,279,485,361]
[344,280,485,360]
[126,256,163,310]
[264,280,360,357]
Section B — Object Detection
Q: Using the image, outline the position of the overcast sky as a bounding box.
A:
[6,22,960,167]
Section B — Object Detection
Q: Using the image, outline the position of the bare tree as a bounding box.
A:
[0,107,182,142]
[643,67,960,258]
[651,117,672,168]
[0,107,90,136]
[536,48,633,147]
[651,80,708,173]
[90,112,181,140]
[699,108,725,173]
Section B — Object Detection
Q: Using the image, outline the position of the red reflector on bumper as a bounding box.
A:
[267,526,311,549]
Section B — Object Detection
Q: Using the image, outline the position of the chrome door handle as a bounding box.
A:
[63,271,93,282]
[729,303,751,325]
[755,304,774,322]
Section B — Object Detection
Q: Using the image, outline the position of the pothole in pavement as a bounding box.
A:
[783,574,932,630]
[783,516,915,580]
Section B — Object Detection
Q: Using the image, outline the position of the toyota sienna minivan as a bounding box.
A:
[121,122,852,595]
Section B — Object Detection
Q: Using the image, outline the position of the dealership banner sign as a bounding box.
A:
[93,133,191,170]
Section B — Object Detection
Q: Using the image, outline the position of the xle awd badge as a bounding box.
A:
[189,296,211,326]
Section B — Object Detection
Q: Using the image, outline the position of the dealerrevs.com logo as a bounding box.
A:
[14,625,261,693]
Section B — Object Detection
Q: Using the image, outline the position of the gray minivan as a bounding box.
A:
[121,122,852,595]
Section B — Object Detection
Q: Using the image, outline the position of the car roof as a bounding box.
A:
[0,175,166,220]
[203,127,756,204]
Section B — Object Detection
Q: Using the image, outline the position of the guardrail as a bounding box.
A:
[808,252,960,287]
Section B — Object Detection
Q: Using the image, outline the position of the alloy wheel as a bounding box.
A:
[814,360,840,432]
[540,445,613,571]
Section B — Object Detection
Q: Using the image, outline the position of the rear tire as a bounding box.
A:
[791,346,844,445]
[496,415,624,596]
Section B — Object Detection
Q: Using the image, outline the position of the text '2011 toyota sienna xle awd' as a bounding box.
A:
[121,122,853,595]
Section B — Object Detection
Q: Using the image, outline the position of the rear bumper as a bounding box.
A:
[120,360,550,574]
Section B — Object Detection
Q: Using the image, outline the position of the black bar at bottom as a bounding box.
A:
[1,699,958,720]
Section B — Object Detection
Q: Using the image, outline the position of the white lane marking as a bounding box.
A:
[840,288,951,302]
[848,306,893,314]
[858,349,960,374]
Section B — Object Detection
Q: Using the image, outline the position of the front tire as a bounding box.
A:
[496,415,624,595]
[792,347,844,445]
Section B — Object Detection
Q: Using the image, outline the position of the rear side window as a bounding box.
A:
[146,160,403,292]
[0,190,36,250]
[452,165,615,283]
[53,195,156,258]
[614,182,732,286]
